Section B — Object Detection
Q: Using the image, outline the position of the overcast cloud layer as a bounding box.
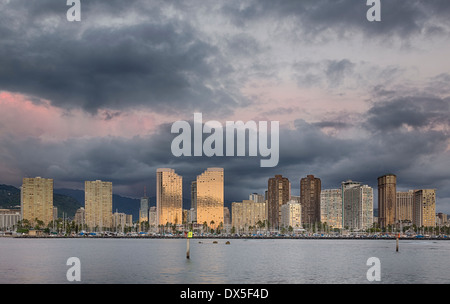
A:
[0,0,449,213]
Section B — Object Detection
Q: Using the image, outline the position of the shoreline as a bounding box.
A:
[6,235,450,241]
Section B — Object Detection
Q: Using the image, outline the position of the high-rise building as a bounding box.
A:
[85,180,113,231]
[231,202,243,232]
[231,199,266,232]
[281,200,302,229]
[156,168,183,226]
[0,209,21,230]
[196,168,224,230]
[413,189,436,228]
[74,207,85,227]
[53,207,58,221]
[342,181,373,231]
[190,181,197,223]
[223,207,231,226]
[182,209,189,224]
[290,195,300,204]
[21,177,54,226]
[149,206,157,230]
[378,174,397,229]
[139,196,149,223]
[267,175,290,230]
[396,190,414,224]
[112,212,132,232]
[320,189,342,229]
[249,193,264,203]
[436,213,448,226]
[300,175,321,226]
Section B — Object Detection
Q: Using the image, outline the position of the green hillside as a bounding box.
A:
[0,184,21,208]
[0,184,82,218]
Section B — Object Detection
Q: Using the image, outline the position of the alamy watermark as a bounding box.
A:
[66,257,81,282]
[66,0,81,22]
[171,113,279,168]
[366,0,381,22]
[66,1,382,22]
[366,257,381,282]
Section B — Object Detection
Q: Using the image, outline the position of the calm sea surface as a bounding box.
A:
[0,238,449,284]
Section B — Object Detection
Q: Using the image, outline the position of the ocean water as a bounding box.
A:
[0,238,449,284]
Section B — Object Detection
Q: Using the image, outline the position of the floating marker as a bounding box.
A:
[187,237,190,259]
[396,233,399,252]
[186,231,192,259]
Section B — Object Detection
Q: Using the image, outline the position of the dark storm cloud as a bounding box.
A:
[1,0,449,116]
[0,0,246,115]
[325,59,355,87]
[3,93,448,208]
[426,73,450,96]
[365,96,450,132]
[293,59,357,89]
[312,121,351,130]
[222,0,450,41]
[1,0,449,212]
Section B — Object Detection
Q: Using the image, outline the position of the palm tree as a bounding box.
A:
[210,220,215,233]
[217,221,223,235]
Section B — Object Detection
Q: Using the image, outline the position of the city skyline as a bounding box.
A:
[11,168,444,217]
[0,0,449,215]
[11,168,442,233]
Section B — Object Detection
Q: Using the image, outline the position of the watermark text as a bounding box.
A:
[171,113,279,167]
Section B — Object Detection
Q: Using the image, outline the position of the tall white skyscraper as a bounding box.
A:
[320,189,342,229]
[342,181,373,231]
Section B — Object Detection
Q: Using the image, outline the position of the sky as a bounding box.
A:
[0,0,449,213]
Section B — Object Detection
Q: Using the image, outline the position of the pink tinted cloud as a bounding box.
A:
[0,91,166,139]
[238,80,369,127]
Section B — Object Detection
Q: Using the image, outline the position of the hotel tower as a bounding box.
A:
[156,168,183,226]
[85,180,113,231]
[21,177,54,226]
[378,174,397,229]
[195,168,224,230]
[267,175,290,230]
[300,175,321,226]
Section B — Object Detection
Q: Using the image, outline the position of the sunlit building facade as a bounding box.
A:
[196,168,224,230]
[320,188,342,229]
[232,199,266,232]
[396,190,414,224]
[378,174,397,229]
[156,168,183,226]
[85,180,113,231]
[280,200,302,229]
[21,177,54,226]
[413,189,436,227]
